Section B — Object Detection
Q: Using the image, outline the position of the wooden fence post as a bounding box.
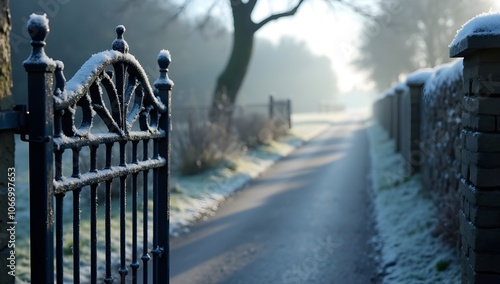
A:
[287,99,292,129]
[269,94,274,120]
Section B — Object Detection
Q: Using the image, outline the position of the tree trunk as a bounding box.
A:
[0,1,14,283]
[209,30,254,124]
[208,0,305,125]
[209,2,255,125]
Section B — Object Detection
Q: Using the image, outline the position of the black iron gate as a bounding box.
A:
[9,14,171,283]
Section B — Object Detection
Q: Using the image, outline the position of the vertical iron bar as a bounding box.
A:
[152,159,161,283]
[152,139,159,283]
[119,141,129,283]
[55,194,64,284]
[90,184,98,284]
[90,145,98,172]
[73,188,81,284]
[55,150,63,181]
[130,141,139,284]
[141,139,150,284]
[72,147,80,178]
[23,14,57,283]
[104,180,114,284]
[90,145,98,283]
[104,143,114,284]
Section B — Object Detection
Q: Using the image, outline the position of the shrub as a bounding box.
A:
[232,113,271,148]
[232,113,289,149]
[172,112,239,175]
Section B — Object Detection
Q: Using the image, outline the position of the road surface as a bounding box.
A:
[170,118,377,284]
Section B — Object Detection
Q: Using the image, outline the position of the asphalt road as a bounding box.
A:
[169,118,377,284]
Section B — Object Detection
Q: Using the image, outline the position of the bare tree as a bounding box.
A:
[135,0,370,124]
[0,0,14,283]
[210,0,307,122]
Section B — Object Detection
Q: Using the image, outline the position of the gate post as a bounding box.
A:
[23,14,56,283]
[450,13,500,284]
[152,50,173,284]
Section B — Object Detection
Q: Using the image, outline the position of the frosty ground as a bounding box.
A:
[367,121,460,283]
[13,112,460,283]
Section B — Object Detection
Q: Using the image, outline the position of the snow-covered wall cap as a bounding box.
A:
[450,12,500,57]
[394,82,408,94]
[383,87,395,97]
[406,68,433,87]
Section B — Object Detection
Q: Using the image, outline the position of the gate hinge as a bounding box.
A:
[0,105,27,134]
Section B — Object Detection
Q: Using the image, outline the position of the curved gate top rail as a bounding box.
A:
[23,13,171,283]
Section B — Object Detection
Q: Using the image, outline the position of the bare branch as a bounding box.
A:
[246,0,258,11]
[168,0,195,22]
[196,1,218,30]
[253,0,306,32]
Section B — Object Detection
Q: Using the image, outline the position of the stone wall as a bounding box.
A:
[450,12,500,282]
[373,12,500,283]
[420,60,464,196]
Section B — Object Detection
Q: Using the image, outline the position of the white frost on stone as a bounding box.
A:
[406,68,434,86]
[450,12,500,46]
[423,59,463,106]
[394,82,408,93]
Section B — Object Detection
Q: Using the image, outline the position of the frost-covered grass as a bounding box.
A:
[367,121,460,284]
[13,112,342,283]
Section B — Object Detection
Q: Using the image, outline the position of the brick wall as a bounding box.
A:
[373,13,500,283]
[451,19,500,281]
[420,60,463,196]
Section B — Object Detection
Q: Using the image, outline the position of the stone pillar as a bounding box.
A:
[405,69,433,172]
[450,13,500,284]
[394,84,405,153]
[395,83,410,164]
[389,89,399,144]
[383,91,394,138]
[384,93,393,137]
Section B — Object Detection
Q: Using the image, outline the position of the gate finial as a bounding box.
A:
[23,13,56,72]
[112,25,129,53]
[154,50,173,92]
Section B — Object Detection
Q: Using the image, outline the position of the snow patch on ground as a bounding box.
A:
[367,121,460,284]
